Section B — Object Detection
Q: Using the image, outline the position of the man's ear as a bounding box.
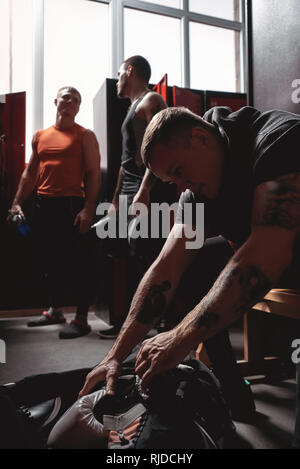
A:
[190,126,207,146]
[127,65,133,77]
[54,98,58,107]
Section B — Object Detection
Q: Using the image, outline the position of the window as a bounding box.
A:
[140,0,181,8]
[189,0,240,22]
[1,0,246,161]
[189,22,239,92]
[0,0,10,93]
[43,0,109,131]
[0,0,35,160]
[124,7,182,86]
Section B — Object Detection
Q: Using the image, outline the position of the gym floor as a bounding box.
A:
[0,312,297,449]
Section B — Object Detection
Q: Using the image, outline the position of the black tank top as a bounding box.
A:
[120,94,148,195]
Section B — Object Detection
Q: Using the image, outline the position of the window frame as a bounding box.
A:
[32,0,246,130]
[107,0,246,90]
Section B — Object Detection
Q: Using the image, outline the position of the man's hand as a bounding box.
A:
[135,328,192,392]
[74,207,94,234]
[79,356,122,398]
[7,204,24,222]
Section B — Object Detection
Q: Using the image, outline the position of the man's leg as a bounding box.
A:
[98,236,138,339]
[58,197,95,339]
[27,198,67,327]
[99,199,145,339]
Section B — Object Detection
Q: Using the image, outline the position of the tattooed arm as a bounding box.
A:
[135,172,300,389]
[79,223,197,396]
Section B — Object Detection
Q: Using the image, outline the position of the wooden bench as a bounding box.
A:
[196,289,300,377]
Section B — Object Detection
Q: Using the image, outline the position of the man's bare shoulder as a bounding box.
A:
[142,91,166,106]
[136,91,167,122]
[83,128,98,140]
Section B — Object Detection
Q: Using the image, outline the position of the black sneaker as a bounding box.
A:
[59,320,91,339]
[98,325,120,339]
[27,311,66,327]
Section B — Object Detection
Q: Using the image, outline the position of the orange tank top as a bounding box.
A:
[36,124,86,198]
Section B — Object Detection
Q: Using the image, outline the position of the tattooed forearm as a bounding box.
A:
[196,310,219,330]
[255,173,300,230]
[195,264,271,331]
[137,280,171,324]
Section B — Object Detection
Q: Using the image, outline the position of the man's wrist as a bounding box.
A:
[174,321,199,352]
[106,347,125,363]
[83,201,96,211]
[11,200,21,208]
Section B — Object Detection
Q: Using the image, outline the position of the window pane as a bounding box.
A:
[140,0,181,8]
[189,22,238,92]
[11,0,35,161]
[124,8,182,86]
[44,0,109,131]
[0,0,10,93]
[189,0,240,21]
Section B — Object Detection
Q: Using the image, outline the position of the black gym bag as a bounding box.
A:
[0,358,234,449]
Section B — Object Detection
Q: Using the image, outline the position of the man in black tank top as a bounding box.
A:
[112,55,168,211]
[98,56,168,338]
[119,92,148,199]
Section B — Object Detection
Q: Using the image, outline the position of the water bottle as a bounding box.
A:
[11,214,31,237]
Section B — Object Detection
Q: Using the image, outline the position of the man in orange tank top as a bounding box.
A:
[9,86,101,338]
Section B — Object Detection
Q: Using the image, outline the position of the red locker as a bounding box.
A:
[0,91,26,210]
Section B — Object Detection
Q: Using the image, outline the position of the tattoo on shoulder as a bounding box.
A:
[137,280,171,324]
[256,173,300,230]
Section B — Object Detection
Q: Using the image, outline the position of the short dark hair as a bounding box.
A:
[57,86,81,103]
[123,55,151,83]
[141,107,216,167]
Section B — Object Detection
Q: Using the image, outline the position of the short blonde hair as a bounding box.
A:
[141,107,215,167]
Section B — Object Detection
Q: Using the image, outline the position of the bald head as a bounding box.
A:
[57,86,81,104]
